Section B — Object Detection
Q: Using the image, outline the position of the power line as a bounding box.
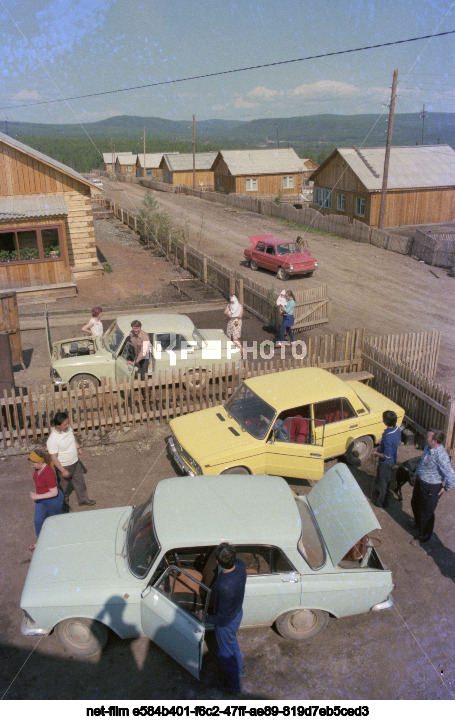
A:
[1,29,455,112]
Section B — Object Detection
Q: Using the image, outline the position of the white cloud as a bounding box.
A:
[291,80,361,100]
[233,97,258,109]
[248,86,279,100]
[10,89,41,101]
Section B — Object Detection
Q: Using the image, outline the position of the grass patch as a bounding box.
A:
[103,262,113,273]
[274,216,341,239]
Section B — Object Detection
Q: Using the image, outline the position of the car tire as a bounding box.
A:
[345,435,374,463]
[275,608,329,641]
[55,618,109,658]
[220,466,250,475]
[69,374,100,391]
[184,369,207,391]
[276,267,289,281]
[250,259,259,271]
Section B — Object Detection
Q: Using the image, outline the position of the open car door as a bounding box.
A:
[140,565,211,680]
[307,463,381,567]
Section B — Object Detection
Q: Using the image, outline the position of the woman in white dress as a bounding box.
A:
[82,306,103,337]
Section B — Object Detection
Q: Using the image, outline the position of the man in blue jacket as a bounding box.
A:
[371,410,401,509]
[207,543,247,693]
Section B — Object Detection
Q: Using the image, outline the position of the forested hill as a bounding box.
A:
[4,112,454,173]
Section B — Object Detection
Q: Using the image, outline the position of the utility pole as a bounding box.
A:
[378,68,398,230]
[192,114,196,189]
[420,103,427,145]
[143,126,146,178]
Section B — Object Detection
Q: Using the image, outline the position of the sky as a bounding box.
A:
[0,0,454,125]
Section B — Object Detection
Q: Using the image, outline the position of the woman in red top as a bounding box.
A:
[28,448,64,551]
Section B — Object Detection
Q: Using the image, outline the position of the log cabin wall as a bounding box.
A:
[0,139,98,273]
[173,170,214,187]
[369,187,455,227]
[234,173,302,195]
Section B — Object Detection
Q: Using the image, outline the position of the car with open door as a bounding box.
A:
[46,309,241,390]
[244,234,318,280]
[168,366,404,482]
[20,467,393,679]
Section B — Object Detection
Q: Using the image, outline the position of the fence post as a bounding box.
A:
[134,216,137,233]
[444,397,455,456]
[229,274,235,296]
[238,278,244,305]
[203,257,207,284]
[183,246,188,270]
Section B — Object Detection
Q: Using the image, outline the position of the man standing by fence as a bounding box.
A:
[410,429,455,545]
[47,411,96,511]
[371,410,401,509]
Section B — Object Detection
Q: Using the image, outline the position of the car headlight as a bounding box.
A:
[289,264,294,270]
[51,368,62,381]
[314,262,318,267]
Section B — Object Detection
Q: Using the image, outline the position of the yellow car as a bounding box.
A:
[168,367,404,482]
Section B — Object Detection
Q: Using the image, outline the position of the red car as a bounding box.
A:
[244,235,318,280]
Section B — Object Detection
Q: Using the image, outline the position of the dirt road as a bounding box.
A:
[101,178,455,393]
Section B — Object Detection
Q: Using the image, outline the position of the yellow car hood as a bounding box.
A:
[170,405,261,466]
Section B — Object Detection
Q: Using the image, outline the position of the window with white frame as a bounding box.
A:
[246,178,258,191]
[282,176,294,189]
[126,166,132,172]
[355,197,366,217]
[314,187,332,208]
[337,193,346,212]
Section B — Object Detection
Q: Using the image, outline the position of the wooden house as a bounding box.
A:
[0,131,101,301]
[135,152,178,179]
[301,158,319,183]
[310,145,455,227]
[212,148,311,195]
[114,154,137,176]
[102,151,131,173]
[159,152,217,188]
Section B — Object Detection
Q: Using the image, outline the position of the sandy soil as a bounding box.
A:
[100,178,455,394]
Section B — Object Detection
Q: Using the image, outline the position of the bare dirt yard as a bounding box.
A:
[100,177,455,394]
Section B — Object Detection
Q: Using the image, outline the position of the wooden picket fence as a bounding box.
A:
[364,330,440,379]
[362,345,455,453]
[0,329,364,449]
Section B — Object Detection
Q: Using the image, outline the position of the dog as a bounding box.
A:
[395,456,421,501]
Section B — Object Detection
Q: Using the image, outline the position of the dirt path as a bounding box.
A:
[101,178,455,393]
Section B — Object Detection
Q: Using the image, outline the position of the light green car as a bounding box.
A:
[20,465,393,679]
[46,310,241,389]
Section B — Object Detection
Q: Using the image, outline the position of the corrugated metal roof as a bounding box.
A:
[102,151,131,162]
[163,152,217,171]
[0,131,95,188]
[336,145,455,191]
[0,195,68,221]
[217,148,305,175]
[136,152,179,168]
[115,154,137,165]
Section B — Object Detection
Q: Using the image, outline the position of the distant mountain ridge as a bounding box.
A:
[4,112,455,147]
[3,113,453,173]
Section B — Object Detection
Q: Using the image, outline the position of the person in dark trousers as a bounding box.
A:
[127,320,150,380]
[207,543,247,693]
[371,410,401,508]
[410,429,455,545]
[46,411,95,511]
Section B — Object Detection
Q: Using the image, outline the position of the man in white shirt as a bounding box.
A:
[46,410,95,510]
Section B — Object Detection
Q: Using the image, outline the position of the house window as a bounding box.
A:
[0,225,62,264]
[126,166,132,172]
[337,194,346,212]
[282,176,294,189]
[355,197,366,217]
[246,178,258,191]
[314,187,332,208]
